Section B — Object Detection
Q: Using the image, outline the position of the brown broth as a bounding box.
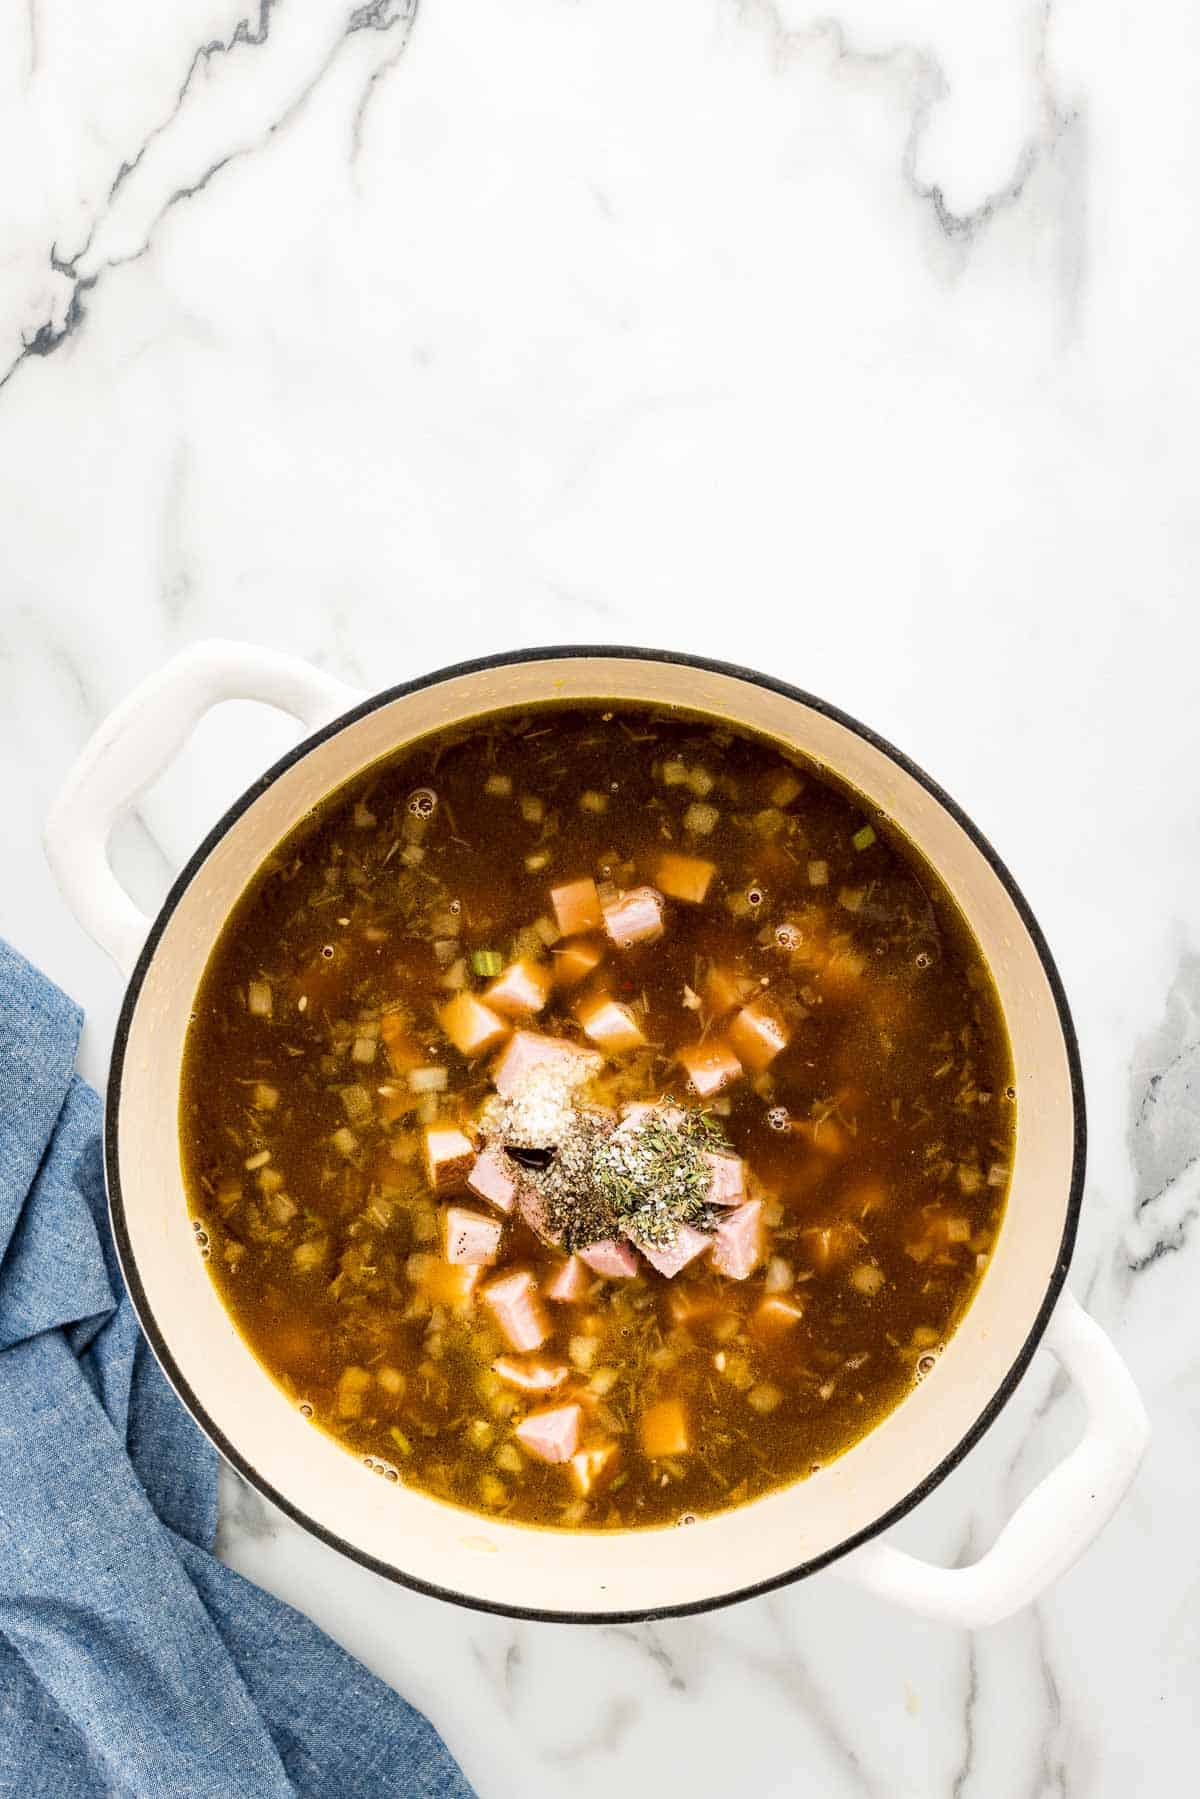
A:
[181,704,1014,1530]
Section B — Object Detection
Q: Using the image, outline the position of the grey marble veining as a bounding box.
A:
[1,1,1197,1792]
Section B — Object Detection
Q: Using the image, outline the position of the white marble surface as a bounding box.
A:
[1,0,1196,1790]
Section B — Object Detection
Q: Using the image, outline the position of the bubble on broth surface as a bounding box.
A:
[766,1107,790,1132]
[407,788,437,819]
[298,1402,314,1418]
[775,923,801,951]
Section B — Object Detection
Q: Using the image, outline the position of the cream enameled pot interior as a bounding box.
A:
[113,656,1077,1617]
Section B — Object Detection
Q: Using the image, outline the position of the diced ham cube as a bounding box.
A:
[677,1040,743,1098]
[438,992,510,1058]
[655,852,716,905]
[751,1294,806,1336]
[728,999,790,1071]
[485,958,553,1017]
[575,995,646,1054]
[492,1029,602,1098]
[493,1356,569,1393]
[703,1151,745,1207]
[482,1268,549,1352]
[710,1200,764,1280]
[602,885,665,949]
[551,878,603,937]
[580,1238,640,1279]
[423,1125,475,1194]
[568,1440,620,1497]
[628,1223,713,1280]
[515,1401,582,1465]
[546,1255,592,1302]
[640,1397,690,1458]
[466,1146,517,1214]
[552,936,605,988]
[442,1205,503,1266]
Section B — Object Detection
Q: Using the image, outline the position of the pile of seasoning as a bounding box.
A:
[479,1070,730,1253]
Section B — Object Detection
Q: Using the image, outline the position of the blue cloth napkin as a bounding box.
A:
[0,941,474,1799]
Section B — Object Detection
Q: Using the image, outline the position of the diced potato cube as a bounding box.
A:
[677,1039,743,1098]
[656,852,716,905]
[575,995,646,1054]
[568,1440,620,1498]
[551,877,604,937]
[437,993,510,1058]
[553,935,605,989]
[684,801,720,835]
[336,1365,373,1419]
[484,958,553,1017]
[640,1397,690,1459]
[702,965,748,1017]
[751,1294,807,1337]
[728,999,790,1071]
[769,771,802,807]
[602,886,664,949]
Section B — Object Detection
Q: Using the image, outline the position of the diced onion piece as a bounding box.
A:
[408,1066,449,1093]
[852,824,876,851]
[838,886,865,913]
[244,1148,271,1171]
[640,1397,690,1458]
[687,766,715,797]
[660,759,688,786]
[656,852,716,905]
[247,981,273,1017]
[377,1365,405,1396]
[579,789,609,813]
[850,1262,885,1296]
[401,844,425,867]
[769,772,802,807]
[352,1036,377,1065]
[764,1255,794,1293]
[568,1335,599,1371]
[520,794,545,824]
[293,1237,328,1272]
[525,852,551,873]
[252,1082,279,1111]
[684,801,719,835]
[533,913,560,946]
[484,772,512,796]
[752,807,787,838]
[440,957,467,991]
[331,1127,358,1159]
[438,992,510,1058]
[747,1382,783,1414]
[339,1083,373,1124]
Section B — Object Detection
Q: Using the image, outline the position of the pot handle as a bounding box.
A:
[45,639,361,978]
[832,1288,1148,1627]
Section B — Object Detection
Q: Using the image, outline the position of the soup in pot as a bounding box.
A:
[181,704,1014,1530]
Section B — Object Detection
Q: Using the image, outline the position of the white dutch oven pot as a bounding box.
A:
[45,641,1148,1629]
